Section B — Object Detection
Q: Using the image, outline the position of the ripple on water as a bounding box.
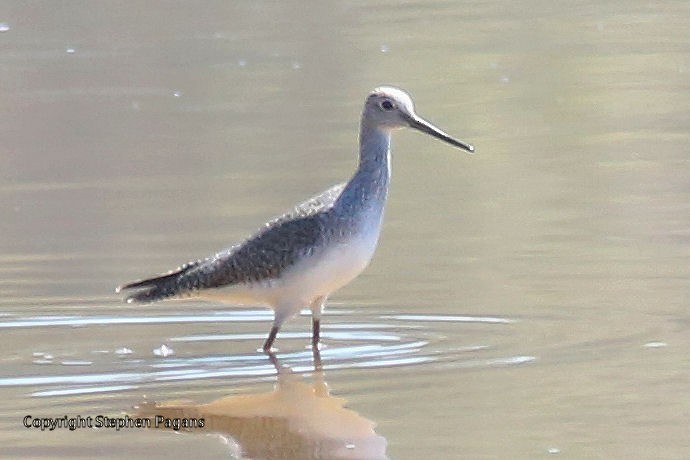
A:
[0,310,530,398]
[33,385,137,398]
[0,311,272,329]
[60,360,93,366]
[383,314,515,324]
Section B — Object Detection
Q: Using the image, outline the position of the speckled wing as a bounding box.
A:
[118,183,347,303]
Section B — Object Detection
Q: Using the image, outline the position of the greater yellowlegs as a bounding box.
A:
[117,86,474,352]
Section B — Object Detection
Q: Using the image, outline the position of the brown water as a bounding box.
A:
[1,1,689,459]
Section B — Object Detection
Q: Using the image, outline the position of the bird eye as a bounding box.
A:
[380,100,395,111]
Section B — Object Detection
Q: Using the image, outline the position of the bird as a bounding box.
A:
[117,86,474,352]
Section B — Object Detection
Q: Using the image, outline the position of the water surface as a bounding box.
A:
[1,1,689,459]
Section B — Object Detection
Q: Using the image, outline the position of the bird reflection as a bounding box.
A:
[136,349,388,460]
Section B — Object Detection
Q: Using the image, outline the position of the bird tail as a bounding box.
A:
[116,261,202,303]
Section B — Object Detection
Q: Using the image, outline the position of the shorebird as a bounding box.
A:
[117,86,474,352]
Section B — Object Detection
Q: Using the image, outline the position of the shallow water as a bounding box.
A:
[2,1,690,459]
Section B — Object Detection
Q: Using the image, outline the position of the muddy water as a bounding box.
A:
[1,1,689,459]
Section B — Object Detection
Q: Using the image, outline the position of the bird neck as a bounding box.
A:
[335,122,391,215]
[357,123,391,184]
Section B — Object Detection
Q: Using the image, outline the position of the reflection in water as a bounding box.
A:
[136,351,388,460]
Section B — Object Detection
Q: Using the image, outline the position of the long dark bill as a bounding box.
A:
[408,114,475,153]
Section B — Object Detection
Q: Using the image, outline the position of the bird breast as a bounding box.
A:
[281,211,383,299]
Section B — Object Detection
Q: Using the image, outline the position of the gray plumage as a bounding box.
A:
[118,183,347,303]
[117,86,474,351]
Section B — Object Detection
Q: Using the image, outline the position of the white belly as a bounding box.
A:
[286,227,380,298]
[200,222,382,309]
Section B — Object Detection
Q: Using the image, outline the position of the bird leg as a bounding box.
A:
[310,296,327,349]
[312,318,320,349]
[311,343,323,371]
[263,326,279,353]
